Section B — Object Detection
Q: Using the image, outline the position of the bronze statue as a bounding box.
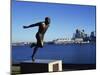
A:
[23,17,50,61]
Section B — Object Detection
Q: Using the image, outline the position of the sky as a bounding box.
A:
[12,0,96,43]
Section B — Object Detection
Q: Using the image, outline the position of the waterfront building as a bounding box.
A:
[53,38,74,44]
[72,29,90,43]
[89,31,96,42]
[74,38,83,43]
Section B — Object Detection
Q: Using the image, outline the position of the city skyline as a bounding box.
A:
[12,0,96,43]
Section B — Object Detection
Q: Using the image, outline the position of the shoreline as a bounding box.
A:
[12,42,96,47]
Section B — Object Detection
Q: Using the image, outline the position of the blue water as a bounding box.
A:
[12,43,96,64]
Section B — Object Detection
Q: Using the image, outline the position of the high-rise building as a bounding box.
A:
[89,31,96,42]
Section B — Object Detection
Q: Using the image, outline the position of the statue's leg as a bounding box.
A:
[31,46,38,61]
[30,43,36,48]
[31,33,44,61]
[36,33,44,48]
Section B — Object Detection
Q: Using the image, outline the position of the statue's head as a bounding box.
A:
[45,17,50,25]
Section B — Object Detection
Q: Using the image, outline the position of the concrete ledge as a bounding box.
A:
[20,59,62,74]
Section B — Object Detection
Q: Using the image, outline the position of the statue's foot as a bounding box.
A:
[32,58,35,61]
[30,43,36,48]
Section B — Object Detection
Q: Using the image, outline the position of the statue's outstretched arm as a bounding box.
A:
[23,23,40,29]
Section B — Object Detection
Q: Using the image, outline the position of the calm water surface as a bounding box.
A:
[12,43,96,64]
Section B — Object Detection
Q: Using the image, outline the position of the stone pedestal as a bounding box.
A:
[20,59,62,74]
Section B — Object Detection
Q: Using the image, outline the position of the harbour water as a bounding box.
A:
[12,43,96,64]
